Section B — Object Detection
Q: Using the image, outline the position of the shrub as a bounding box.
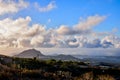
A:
[97,75,115,80]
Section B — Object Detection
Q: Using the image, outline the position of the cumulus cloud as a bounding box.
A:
[73,36,115,48]
[0,16,31,38]
[66,38,79,48]
[102,35,120,48]
[34,1,56,12]
[74,15,106,30]
[0,16,43,48]
[31,35,44,47]
[56,25,72,35]
[0,15,119,48]
[83,38,113,48]
[83,39,102,48]
[24,24,46,37]
[101,40,113,48]
[0,0,29,15]
[56,15,106,35]
[16,38,31,48]
[0,16,56,48]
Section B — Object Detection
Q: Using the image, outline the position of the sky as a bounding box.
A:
[0,0,120,56]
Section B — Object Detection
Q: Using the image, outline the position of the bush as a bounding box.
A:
[0,72,12,80]
[21,70,43,78]
[74,72,115,80]
[97,75,115,80]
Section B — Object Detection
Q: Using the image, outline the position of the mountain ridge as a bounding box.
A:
[14,49,44,58]
[14,49,80,61]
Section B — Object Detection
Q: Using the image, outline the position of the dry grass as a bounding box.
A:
[97,75,115,80]
[74,72,115,80]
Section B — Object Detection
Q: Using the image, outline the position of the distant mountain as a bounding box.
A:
[15,49,80,61]
[48,54,80,61]
[14,49,44,58]
[39,54,80,61]
[75,55,120,65]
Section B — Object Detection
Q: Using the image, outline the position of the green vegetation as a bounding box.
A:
[0,57,120,80]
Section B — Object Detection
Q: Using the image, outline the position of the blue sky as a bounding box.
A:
[0,0,120,55]
[13,0,120,34]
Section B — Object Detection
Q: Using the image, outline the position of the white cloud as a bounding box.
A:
[0,16,56,48]
[31,35,44,46]
[72,35,114,48]
[67,40,79,48]
[34,1,56,12]
[56,15,106,35]
[0,0,29,15]
[102,35,120,48]
[0,15,119,49]
[0,16,31,38]
[24,24,46,37]
[74,15,106,31]
[16,38,31,48]
[0,16,45,48]
[56,25,72,35]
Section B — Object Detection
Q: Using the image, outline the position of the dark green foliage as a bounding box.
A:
[0,57,120,80]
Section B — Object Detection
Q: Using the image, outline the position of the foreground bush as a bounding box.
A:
[97,75,115,80]
[74,72,115,80]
